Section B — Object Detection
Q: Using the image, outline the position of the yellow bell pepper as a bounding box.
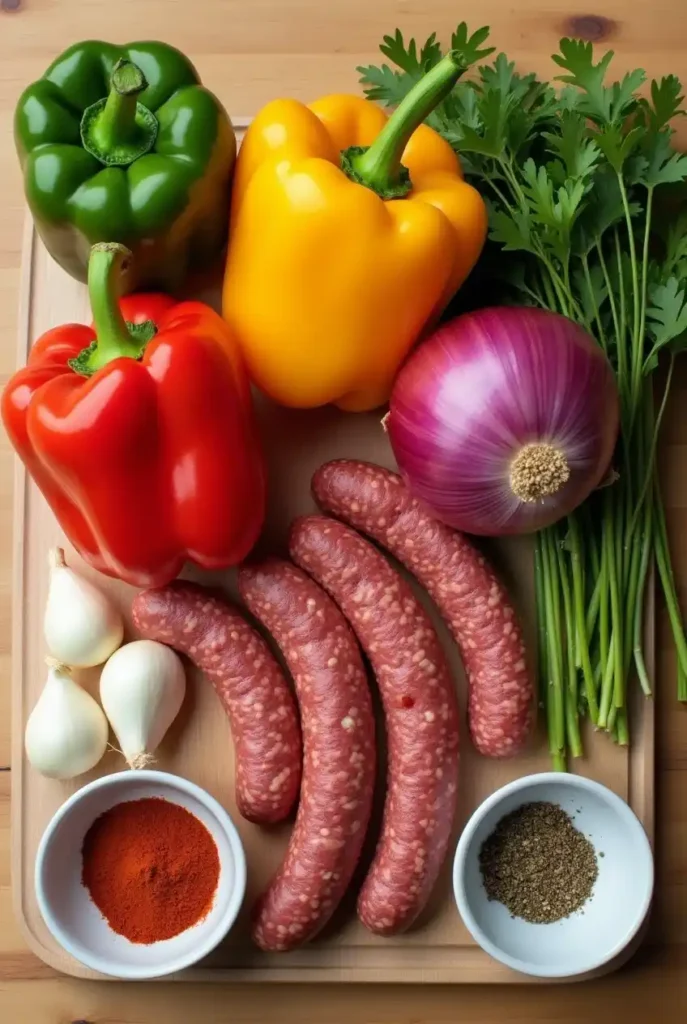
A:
[222,54,488,411]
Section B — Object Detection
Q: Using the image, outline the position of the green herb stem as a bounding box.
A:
[596,240,621,347]
[654,477,687,691]
[635,186,655,399]
[582,252,608,351]
[600,492,624,721]
[632,496,654,697]
[598,641,615,728]
[616,707,629,746]
[614,229,631,403]
[499,157,529,213]
[584,570,602,645]
[568,518,599,723]
[629,358,675,543]
[618,174,641,351]
[537,263,559,311]
[542,528,566,759]
[534,534,549,708]
[556,537,582,757]
[598,536,609,689]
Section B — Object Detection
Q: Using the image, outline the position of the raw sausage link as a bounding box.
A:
[238,559,375,951]
[289,516,459,937]
[312,459,534,758]
[132,581,301,825]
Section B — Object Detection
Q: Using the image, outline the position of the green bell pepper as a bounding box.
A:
[15,40,236,291]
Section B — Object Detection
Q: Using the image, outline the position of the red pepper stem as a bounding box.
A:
[342,51,464,199]
[87,244,142,370]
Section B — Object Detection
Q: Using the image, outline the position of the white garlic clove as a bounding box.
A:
[25,662,109,779]
[44,548,124,668]
[99,640,186,769]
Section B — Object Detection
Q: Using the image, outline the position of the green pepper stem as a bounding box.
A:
[99,60,147,144]
[80,59,158,167]
[341,51,464,198]
[86,244,143,370]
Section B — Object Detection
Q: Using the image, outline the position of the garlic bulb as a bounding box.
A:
[99,640,186,769]
[44,547,124,667]
[25,661,109,779]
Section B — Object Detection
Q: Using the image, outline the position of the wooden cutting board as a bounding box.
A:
[10,121,654,984]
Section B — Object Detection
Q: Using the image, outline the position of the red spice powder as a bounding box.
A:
[81,797,220,944]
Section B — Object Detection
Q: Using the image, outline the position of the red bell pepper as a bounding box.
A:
[3,243,266,587]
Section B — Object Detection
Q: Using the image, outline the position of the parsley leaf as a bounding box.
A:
[661,211,687,279]
[571,168,633,256]
[450,23,495,66]
[645,277,687,370]
[641,76,685,132]
[573,262,609,329]
[489,207,536,254]
[356,64,418,107]
[635,130,687,187]
[480,53,534,102]
[519,159,587,261]
[378,28,442,74]
[451,87,511,159]
[594,122,644,172]
[552,39,644,125]
[552,39,616,123]
[544,109,600,183]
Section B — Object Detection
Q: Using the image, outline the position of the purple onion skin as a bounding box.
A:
[387,307,620,536]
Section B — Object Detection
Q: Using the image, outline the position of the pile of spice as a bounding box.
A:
[82,797,220,944]
[478,802,598,924]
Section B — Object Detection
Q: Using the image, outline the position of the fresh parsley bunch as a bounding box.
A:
[360,26,687,767]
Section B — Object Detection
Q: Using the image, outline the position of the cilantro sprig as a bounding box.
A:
[360,27,687,765]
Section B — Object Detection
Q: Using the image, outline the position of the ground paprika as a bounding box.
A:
[81,797,220,944]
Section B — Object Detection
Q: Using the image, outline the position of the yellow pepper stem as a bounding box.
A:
[341,51,465,199]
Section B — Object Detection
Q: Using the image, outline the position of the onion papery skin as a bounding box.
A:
[387,307,620,536]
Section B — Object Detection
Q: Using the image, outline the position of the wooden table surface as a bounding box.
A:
[2,1,687,1020]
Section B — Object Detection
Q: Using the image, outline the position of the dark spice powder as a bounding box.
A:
[82,797,220,944]
[478,801,598,924]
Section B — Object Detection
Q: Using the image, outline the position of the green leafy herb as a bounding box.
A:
[645,278,687,368]
[360,25,687,762]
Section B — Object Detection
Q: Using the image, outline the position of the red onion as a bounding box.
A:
[386,307,619,535]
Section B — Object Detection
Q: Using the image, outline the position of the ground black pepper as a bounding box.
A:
[478,801,598,924]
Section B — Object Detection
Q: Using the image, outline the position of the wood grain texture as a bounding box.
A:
[1,0,686,1018]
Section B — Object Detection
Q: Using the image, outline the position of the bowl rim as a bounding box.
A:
[452,771,654,979]
[34,769,247,980]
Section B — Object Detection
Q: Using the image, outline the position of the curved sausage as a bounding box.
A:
[312,460,534,758]
[132,581,301,825]
[238,559,375,951]
[289,516,459,937]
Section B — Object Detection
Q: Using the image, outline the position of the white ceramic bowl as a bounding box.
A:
[35,770,246,979]
[453,773,653,979]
